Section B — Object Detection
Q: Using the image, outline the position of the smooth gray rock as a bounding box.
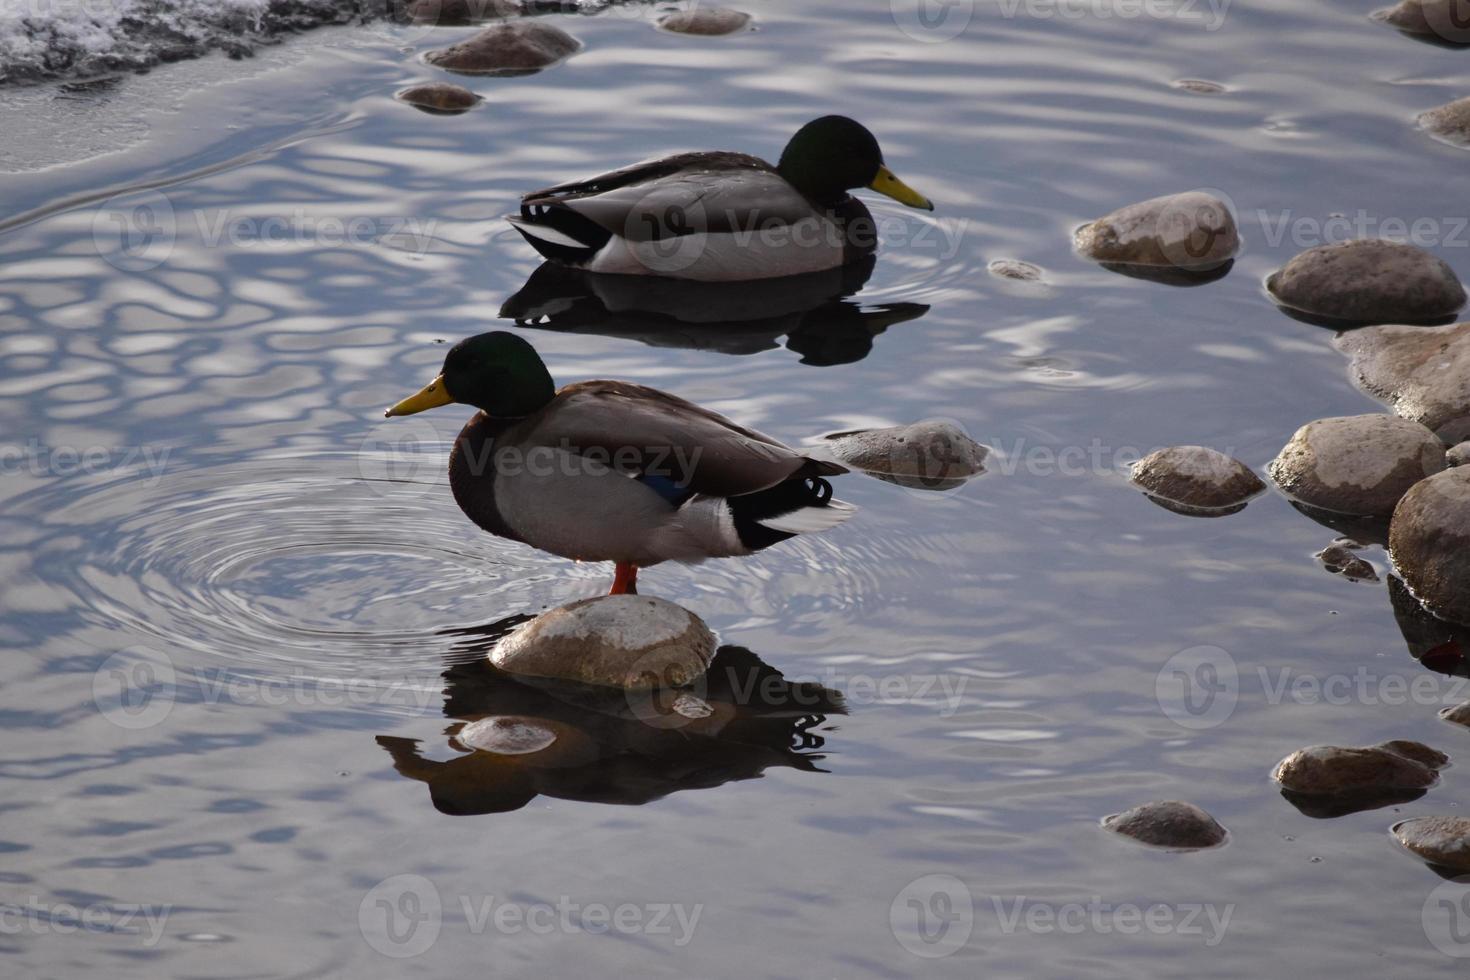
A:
[1337,321,1470,443]
[1102,800,1228,849]
[1268,414,1446,516]
[1075,191,1239,270]
[658,7,753,34]
[1419,97,1470,149]
[1380,0,1470,42]
[822,420,987,491]
[1130,446,1264,514]
[396,83,482,114]
[425,21,581,75]
[1271,741,1446,795]
[1439,702,1470,726]
[1267,239,1466,324]
[1449,442,1470,466]
[491,595,715,690]
[1390,467,1470,625]
[1392,816,1470,871]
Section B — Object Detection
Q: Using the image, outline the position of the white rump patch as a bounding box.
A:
[506,215,592,249]
[757,498,857,534]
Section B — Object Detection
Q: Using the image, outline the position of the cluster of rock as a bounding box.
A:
[395,5,754,111]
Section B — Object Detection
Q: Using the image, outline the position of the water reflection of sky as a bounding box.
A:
[1,0,1468,974]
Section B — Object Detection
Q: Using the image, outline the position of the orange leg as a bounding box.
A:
[609,562,639,596]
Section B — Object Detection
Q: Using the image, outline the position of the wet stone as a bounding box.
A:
[1267,239,1466,325]
[1271,741,1446,795]
[1102,800,1228,849]
[1075,191,1239,271]
[1392,816,1470,871]
[1379,0,1470,43]
[490,595,716,690]
[822,420,987,491]
[1389,467,1470,625]
[425,21,581,75]
[1439,702,1470,726]
[1268,414,1446,517]
[396,83,482,114]
[1336,321,1470,444]
[1316,541,1380,582]
[1130,446,1264,516]
[657,7,753,35]
[1419,97,1470,148]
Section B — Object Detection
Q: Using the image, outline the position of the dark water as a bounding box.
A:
[2,0,1470,974]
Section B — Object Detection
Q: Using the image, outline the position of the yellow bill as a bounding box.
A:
[869,165,934,211]
[385,375,455,418]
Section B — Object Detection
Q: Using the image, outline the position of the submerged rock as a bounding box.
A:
[1130,446,1264,516]
[1392,816,1470,871]
[425,21,581,75]
[396,83,482,114]
[1271,741,1446,795]
[1379,0,1470,42]
[1390,467,1470,625]
[1419,97,1470,148]
[657,7,753,35]
[1172,78,1227,95]
[988,259,1045,282]
[1336,321,1470,443]
[452,715,598,770]
[491,595,715,690]
[1267,239,1466,325]
[822,420,987,491]
[1102,800,1228,849]
[1268,414,1446,517]
[1315,539,1380,582]
[1075,191,1239,271]
[405,0,519,23]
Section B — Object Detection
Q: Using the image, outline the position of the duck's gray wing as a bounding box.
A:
[522,150,772,204]
[521,381,845,498]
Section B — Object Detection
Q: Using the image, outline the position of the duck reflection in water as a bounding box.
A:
[500,256,928,367]
[375,616,845,816]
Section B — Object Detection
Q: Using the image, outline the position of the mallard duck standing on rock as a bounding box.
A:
[507,115,935,282]
[384,332,855,595]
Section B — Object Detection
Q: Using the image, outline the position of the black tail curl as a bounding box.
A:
[729,476,836,551]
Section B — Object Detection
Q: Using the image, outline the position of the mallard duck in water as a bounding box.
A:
[507,115,935,282]
[384,332,855,594]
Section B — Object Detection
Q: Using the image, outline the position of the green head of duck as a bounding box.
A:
[386,332,556,420]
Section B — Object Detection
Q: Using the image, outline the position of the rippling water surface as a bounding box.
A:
[3,1,1470,975]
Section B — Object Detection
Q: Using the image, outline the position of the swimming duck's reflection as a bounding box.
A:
[375,617,845,815]
[500,258,928,366]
